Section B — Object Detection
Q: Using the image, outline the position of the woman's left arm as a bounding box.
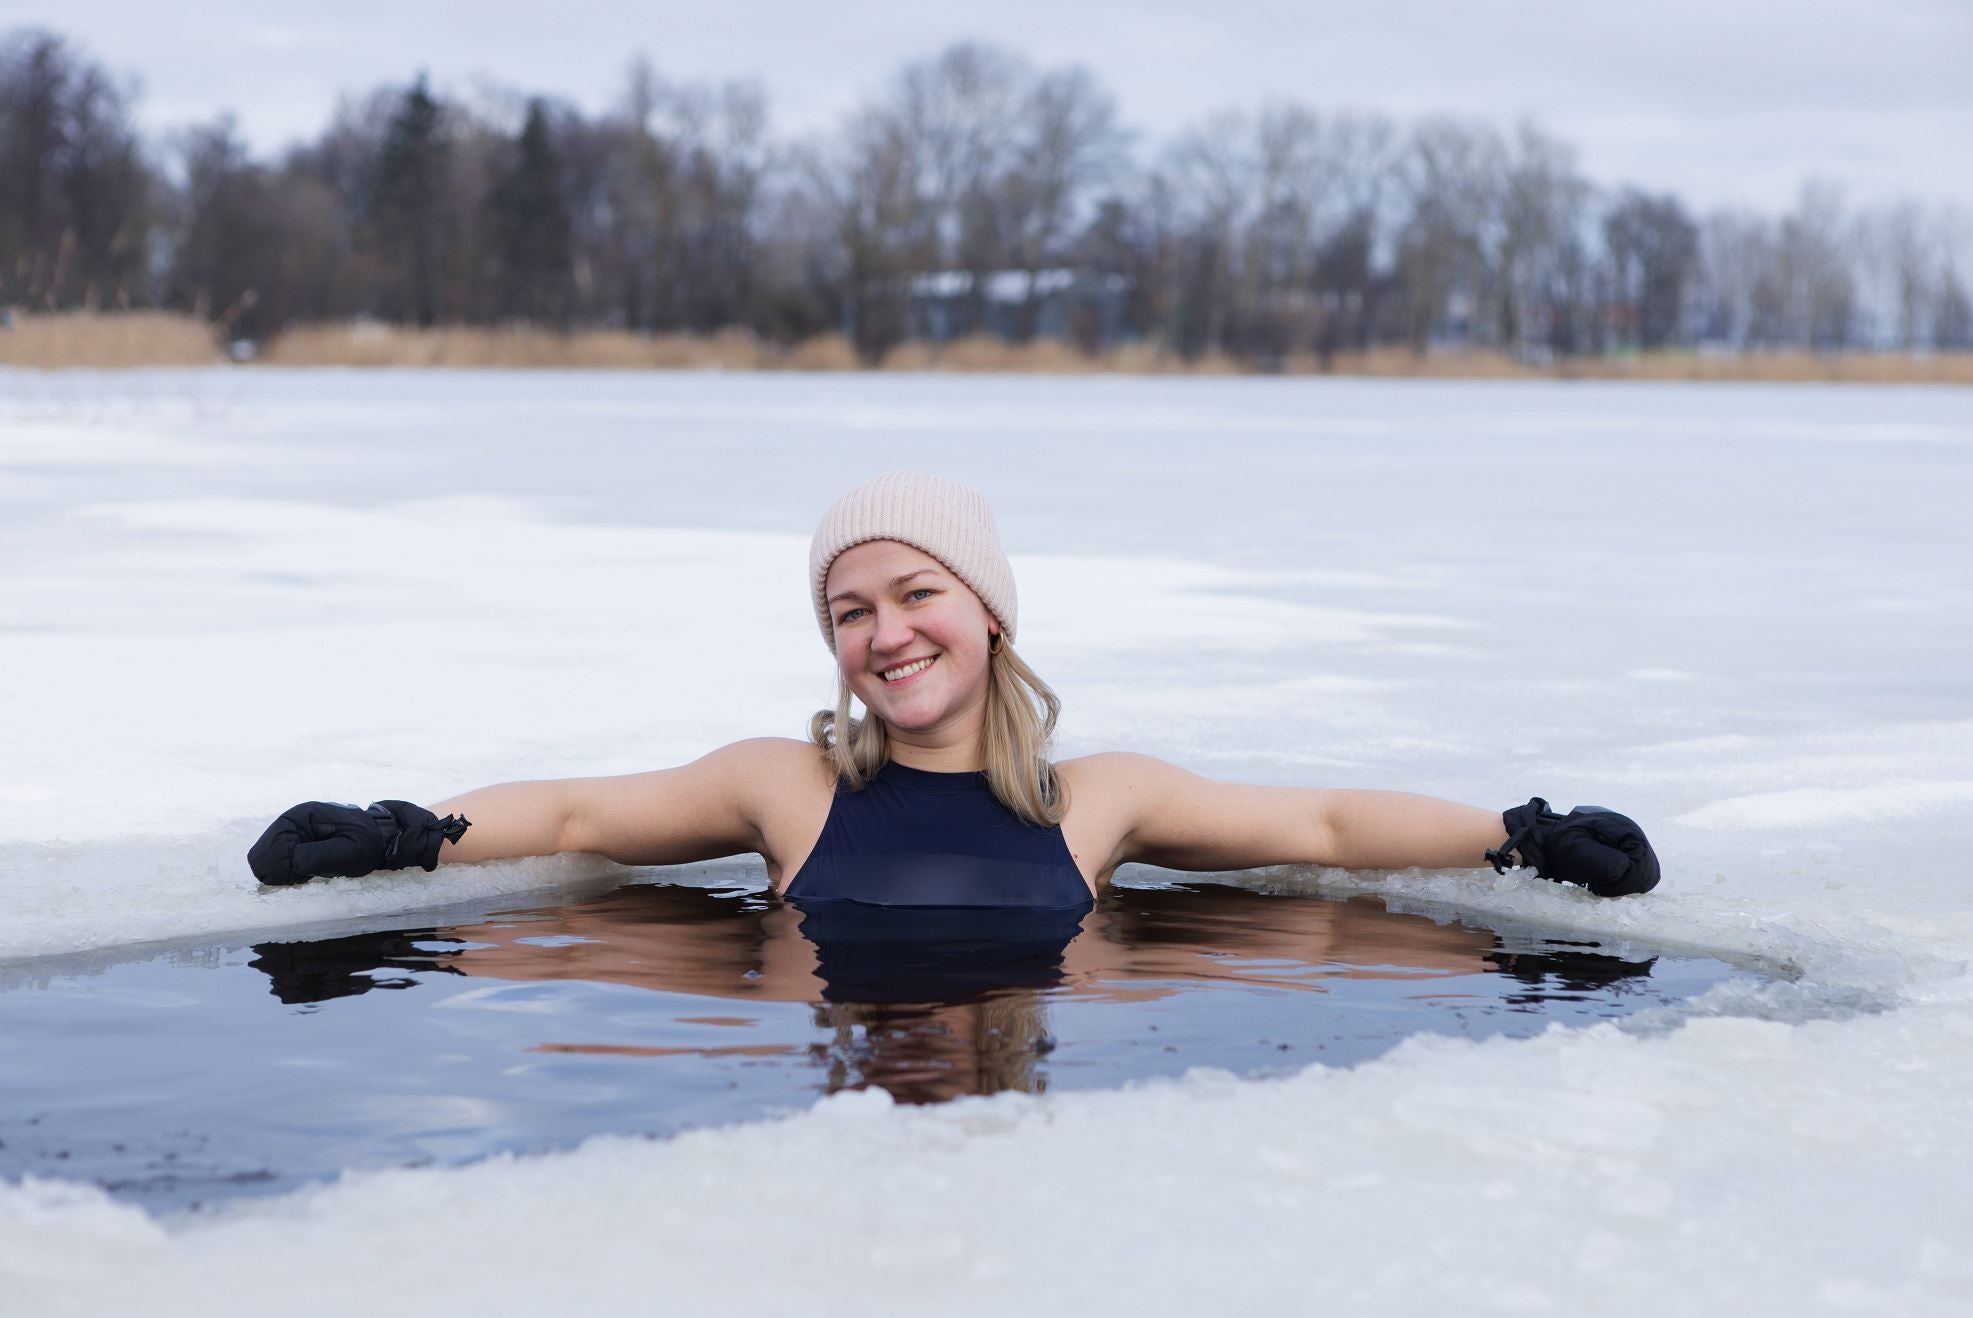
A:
[1099,753,1660,896]
[1321,789,1507,870]
[1098,752,1502,872]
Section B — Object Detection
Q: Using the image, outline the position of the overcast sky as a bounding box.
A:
[10,0,1973,216]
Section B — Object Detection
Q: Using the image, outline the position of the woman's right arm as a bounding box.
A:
[250,739,798,886]
[420,777,577,865]
[426,737,788,868]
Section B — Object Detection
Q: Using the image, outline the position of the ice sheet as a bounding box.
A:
[3,368,1970,1312]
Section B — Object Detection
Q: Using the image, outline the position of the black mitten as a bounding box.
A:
[1484,797,1660,898]
[248,800,471,887]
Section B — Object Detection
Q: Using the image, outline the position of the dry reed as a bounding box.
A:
[256,321,772,369]
[1284,347,1542,378]
[880,332,1248,375]
[779,333,862,371]
[1556,349,1973,385]
[0,311,222,368]
[8,312,1972,385]
[1296,346,1973,385]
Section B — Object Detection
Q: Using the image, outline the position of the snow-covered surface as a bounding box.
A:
[2,368,1970,1314]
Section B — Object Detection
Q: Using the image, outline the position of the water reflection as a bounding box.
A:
[1485,941,1660,1001]
[248,931,465,1005]
[246,881,1663,1105]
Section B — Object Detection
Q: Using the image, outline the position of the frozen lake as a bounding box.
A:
[2,368,1971,1314]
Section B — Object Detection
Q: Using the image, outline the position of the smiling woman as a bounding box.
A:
[246,471,1663,907]
[806,475,1062,830]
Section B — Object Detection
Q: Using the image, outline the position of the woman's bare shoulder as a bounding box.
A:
[721,736,834,777]
[1053,754,1174,886]
[1055,750,1168,789]
[1053,751,1175,819]
[1055,751,1215,829]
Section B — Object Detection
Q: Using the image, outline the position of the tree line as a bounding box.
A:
[3,26,1968,362]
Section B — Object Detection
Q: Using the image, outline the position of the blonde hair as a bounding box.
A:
[806,639,1068,828]
[811,993,1052,1099]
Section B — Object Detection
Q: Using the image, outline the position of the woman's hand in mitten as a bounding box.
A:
[248,800,470,886]
[1484,797,1661,897]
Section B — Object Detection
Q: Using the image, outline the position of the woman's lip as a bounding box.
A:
[879,655,938,686]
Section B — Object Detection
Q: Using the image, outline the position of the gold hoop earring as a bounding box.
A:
[988,631,1005,655]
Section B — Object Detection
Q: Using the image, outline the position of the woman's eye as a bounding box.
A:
[838,590,933,625]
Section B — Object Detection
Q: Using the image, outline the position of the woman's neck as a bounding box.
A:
[885,735,984,775]
[880,699,988,774]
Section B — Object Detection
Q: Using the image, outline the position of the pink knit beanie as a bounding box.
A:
[809,471,1018,653]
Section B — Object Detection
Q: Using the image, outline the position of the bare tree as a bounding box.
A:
[807,102,936,359]
[891,42,1028,335]
[1858,200,1967,350]
[1491,122,1588,357]
[1785,182,1857,351]
[0,29,158,309]
[1393,117,1504,353]
[1604,189,1699,350]
[1935,207,1973,349]
[1000,64,1128,339]
[1158,109,1259,358]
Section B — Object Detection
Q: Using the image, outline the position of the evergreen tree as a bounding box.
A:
[367,73,446,325]
[491,99,573,325]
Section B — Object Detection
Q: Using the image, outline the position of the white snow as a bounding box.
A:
[2,367,1970,1314]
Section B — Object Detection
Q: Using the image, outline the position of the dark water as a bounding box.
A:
[0,877,1765,1214]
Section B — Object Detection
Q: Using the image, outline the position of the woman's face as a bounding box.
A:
[825,539,999,734]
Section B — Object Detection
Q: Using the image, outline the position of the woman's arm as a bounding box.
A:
[1100,752,1507,873]
[1321,789,1507,870]
[424,778,577,865]
[427,738,788,868]
[248,740,789,886]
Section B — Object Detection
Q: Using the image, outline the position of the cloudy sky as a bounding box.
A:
[11,0,1973,216]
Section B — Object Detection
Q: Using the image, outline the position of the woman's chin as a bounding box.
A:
[859,664,971,727]
[875,704,940,731]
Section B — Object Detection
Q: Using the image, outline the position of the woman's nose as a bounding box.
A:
[872,606,916,652]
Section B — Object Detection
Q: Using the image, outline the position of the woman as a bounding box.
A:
[248,471,1659,903]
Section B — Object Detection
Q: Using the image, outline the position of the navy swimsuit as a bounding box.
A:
[783,760,1093,910]
[782,759,1093,1003]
